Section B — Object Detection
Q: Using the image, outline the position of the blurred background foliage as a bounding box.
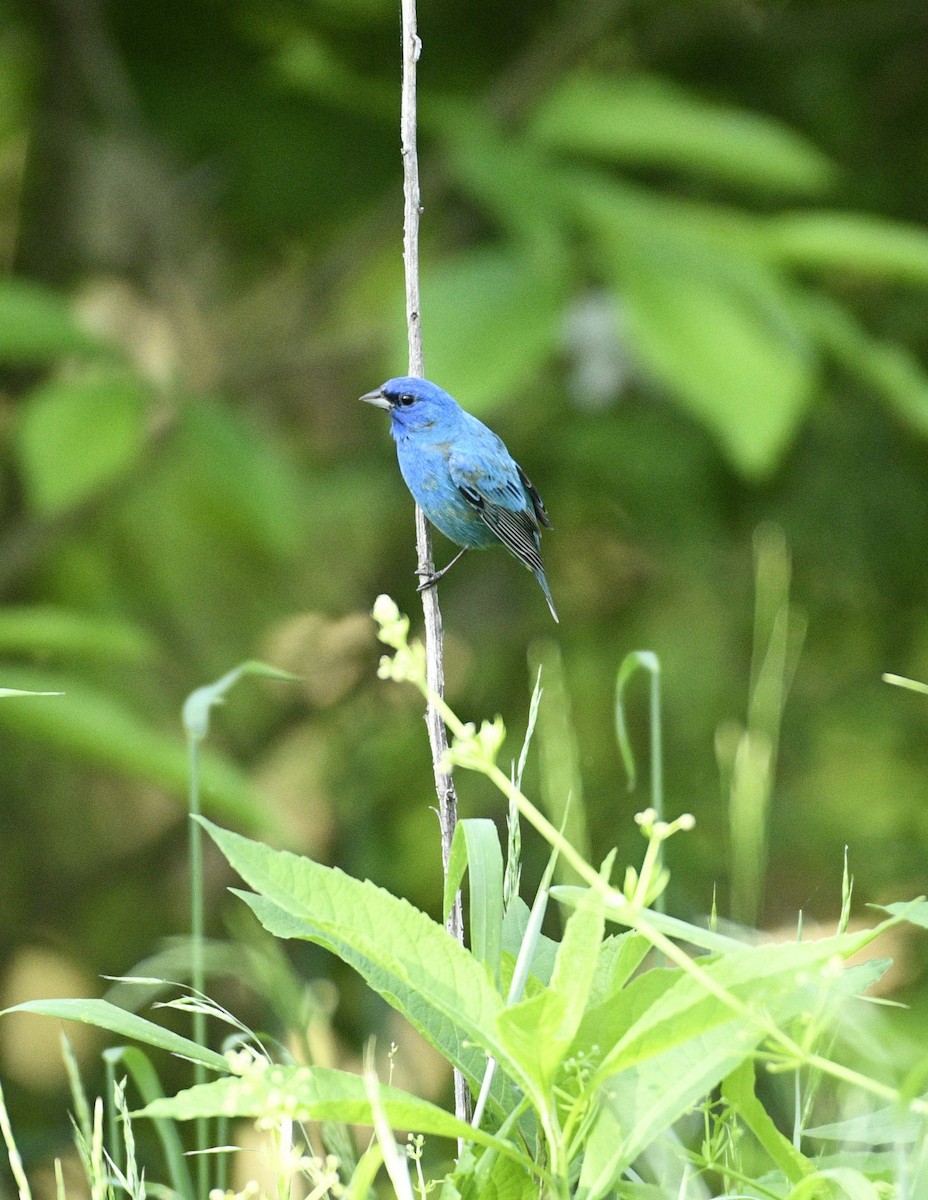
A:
[3,0,928,1176]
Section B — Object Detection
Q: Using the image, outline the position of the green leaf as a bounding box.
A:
[137,1065,528,1166]
[787,1168,883,1200]
[0,667,268,832]
[595,920,897,1081]
[432,102,565,257]
[183,660,300,740]
[400,248,567,413]
[766,212,928,285]
[875,898,928,928]
[0,279,105,364]
[807,1100,927,1145]
[199,821,534,1109]
[16,371,151,516]
[579,1016,763,1198]
[0,607,156,666]
[501,897,559,988]
[530,75,836,197]
[722,1058,814,1182]
[0,999,228,1071]
[547,888,605,1052]
[497,889,606,1091]
[798,290,928,440]
[574,179,817,477]
[445,819,504,986]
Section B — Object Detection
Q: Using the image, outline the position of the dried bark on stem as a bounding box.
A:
[399,0,469,1128]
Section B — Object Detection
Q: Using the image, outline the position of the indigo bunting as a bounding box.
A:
[361,376,558,622]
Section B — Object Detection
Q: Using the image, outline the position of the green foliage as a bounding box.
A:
[3,3,928,1194]
[10,606,924,1199]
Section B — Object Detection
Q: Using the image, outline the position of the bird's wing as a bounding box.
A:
[448,444,546,574]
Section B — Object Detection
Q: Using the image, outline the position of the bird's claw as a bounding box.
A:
[415,571,440,593]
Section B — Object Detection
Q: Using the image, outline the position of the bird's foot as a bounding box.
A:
[415,570,441,593]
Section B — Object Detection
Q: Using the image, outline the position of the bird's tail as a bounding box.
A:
[535,568,559,623]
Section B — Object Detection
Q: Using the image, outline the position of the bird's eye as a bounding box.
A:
[398,392,415,407]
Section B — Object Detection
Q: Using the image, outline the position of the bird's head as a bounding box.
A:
[360,376,459,433]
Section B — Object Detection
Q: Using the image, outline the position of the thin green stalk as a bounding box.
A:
[187,732,208,1200]
[0,1077,32,1200]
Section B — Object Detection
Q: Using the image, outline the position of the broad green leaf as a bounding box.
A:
[138,1065,529,1167]
[0,999,228,1071]
[0,607,156,665]
[807,1100,927,1145]
[495,988,569,1094]
[547,888,605,1051]
[798,290,928,439]
[876,898,928,928]
[0,667,267,832]
[239,886,526,1120]
[574,178,817,477]
[497,891,606,1091]
[432,101,565,258]
[16,372,150,516]
[199,821,534,1107]
[444,819,504,986]
[722,1058,814,1182]
[0,279,104,363]
[398,248,567,413]
[787,1167,883,1200]
[586,932,651,1007]
[576,966,678,1065]
[578,1016,762,1198]
[452,1146,538,1200]
[618,249,814,478]
[530,75,835,197]
[595,919,899,1081]
[766,212,928,285]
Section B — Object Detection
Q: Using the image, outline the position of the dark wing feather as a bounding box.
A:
[516,464,553,530]
[456,481,545,574]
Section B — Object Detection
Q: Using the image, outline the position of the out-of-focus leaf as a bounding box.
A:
[183,660,300,740]
[432,101,566,257]
[765,212,928,285]
[798,291,928,439]
[0,607,156,665]
[395,248,567,413]
[0,999,229,1071]
[272,34,391,120]
[16,372,151,516]
[574,179,817,477]
[621,256,814,477]
[0,666,269,833]
[722,1058,814,1182]
[0,279,105,364]
[530,75,836,197]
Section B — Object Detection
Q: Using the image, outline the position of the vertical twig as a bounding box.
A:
[399,0,469,1127]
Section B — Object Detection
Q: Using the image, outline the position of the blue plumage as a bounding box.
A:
[361,376,558,622]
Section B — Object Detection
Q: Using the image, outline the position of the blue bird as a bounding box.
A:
[361,376,558,622]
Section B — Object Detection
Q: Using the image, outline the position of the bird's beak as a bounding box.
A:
[359,387,392,410]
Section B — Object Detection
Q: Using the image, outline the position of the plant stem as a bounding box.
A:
[187,735,209,1200]
[399,0,468,1128]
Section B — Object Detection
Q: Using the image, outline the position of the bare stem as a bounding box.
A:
[399,0,468,1127]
